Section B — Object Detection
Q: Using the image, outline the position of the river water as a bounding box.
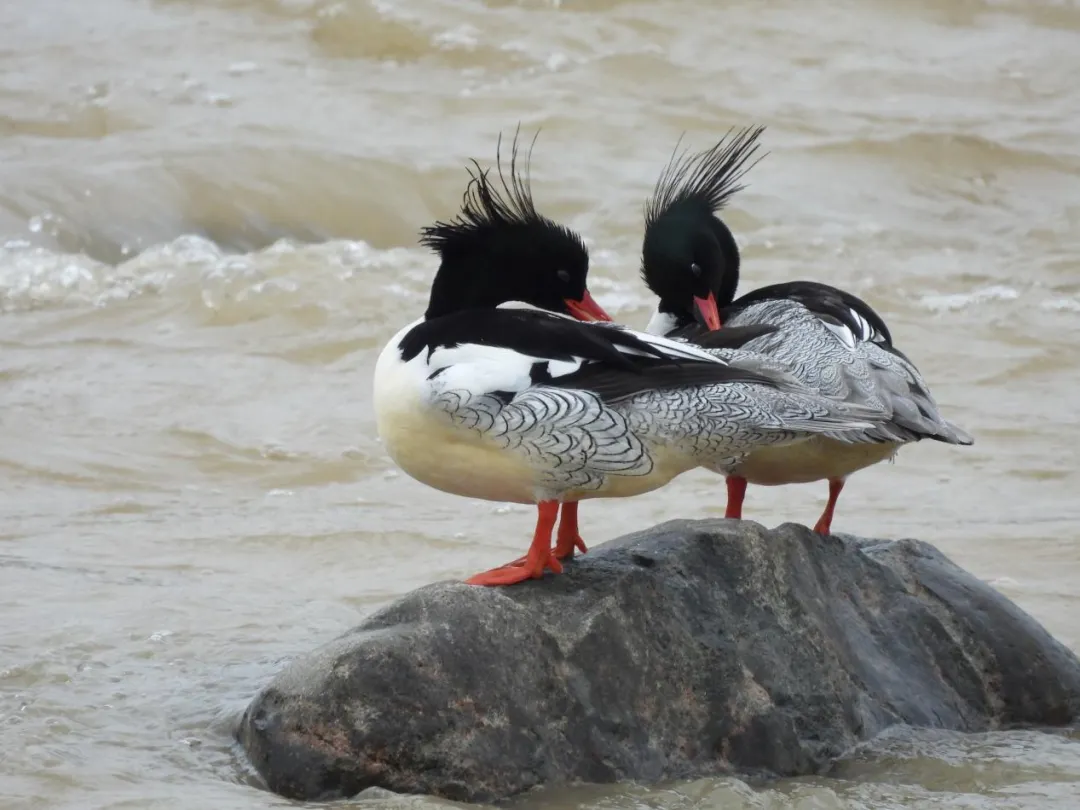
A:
[2,0,1079,808]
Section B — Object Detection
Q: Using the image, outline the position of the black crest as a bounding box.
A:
[418,127,593,320]
[419,127,588,263]
[644,125,768,227]
[640,126,768,319]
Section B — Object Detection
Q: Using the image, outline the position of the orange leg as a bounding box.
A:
[487,502,588,569]
[725,476,748,519]
[466,501,563,586]
[553,502,588,560]
[812,478,845,536]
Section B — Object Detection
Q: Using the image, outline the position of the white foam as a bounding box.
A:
[1040,298,1080,313]
[918,285,1019,313]
[227,61,260,76]
[587,269,653,315]
[433,25,479,49]
[0,236,427,313]
[545,52,570,71]
[0,245,112,312]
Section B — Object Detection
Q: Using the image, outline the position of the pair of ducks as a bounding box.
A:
[374,126,973,587]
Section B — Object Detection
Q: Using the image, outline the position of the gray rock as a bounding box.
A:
[237,520,1080,803]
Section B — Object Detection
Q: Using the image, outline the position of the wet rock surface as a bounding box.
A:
[237,519,1080,803]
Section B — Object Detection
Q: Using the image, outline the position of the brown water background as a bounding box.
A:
[2,0,1080,808]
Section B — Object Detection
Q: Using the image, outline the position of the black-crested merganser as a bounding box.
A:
[373,133,888,586]
[640,126,974,535]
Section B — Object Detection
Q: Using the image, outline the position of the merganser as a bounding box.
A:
[640,125,974,535]
[373,133,889,587]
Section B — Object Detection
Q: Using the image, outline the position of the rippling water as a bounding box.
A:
[2,0,1079,808]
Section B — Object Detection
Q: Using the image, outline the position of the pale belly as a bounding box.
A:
[380,406,695,507]
[376,396,693,505]
[580,451,694,501]
[373,328,698,505]
[731,436,901,486]
[378,404,539,504]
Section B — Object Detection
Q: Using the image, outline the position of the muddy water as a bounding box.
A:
[2,0,1079,808]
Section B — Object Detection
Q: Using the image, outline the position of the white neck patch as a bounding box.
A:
[645,306,680,337]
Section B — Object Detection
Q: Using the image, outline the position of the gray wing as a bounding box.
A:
[726,299,973,446]
[432,386,654,493]
[613,367,892,472]
[431,353,886,491]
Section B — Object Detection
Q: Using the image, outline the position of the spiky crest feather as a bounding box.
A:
[644,125,768,228]
[419,127,588,264]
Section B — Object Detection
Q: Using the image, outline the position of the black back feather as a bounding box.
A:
[665,321,780,348]
[398,307,792,404]
[399,308,668,368]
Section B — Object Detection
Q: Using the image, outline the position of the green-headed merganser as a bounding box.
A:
[640,126,974,535]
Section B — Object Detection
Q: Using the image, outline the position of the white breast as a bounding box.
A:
[373,319,544,504]
[372,318,703,505]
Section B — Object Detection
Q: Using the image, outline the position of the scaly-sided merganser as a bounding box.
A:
[373,133,888,586]
[640,125,974,535]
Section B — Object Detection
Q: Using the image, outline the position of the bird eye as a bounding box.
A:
[690,263,703,278]
[556,269,571,283]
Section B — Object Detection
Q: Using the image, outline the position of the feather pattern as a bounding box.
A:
[429,381,652,493]
[378,307,889,502]
[721,292,973,446]
[654,279,972,448]
[615,377,881,473]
